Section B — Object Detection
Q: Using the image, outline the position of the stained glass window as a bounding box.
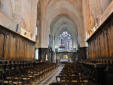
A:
[58,31,73,52]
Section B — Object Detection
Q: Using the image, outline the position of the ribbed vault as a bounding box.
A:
[40,0,86,48]
[49,15,79,52]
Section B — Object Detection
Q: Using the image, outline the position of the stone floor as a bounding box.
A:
[37,65,64,85]
[36,64,97,85]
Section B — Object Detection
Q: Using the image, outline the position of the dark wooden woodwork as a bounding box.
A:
[39,48,49,62]
[77,47,88,60]
[80,13,113,85]
[56,63,91,85]
[0,60,57,85]
[0,33,5,59]
[0,26,35,60]
[87,13,113,59]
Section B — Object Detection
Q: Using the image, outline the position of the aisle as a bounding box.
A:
[37,65,64,85]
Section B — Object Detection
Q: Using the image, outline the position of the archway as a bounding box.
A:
[49,15,79,52]
[55,31,73,52]
[49,15,80,62]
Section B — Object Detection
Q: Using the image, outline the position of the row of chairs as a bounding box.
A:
[0,60,57,85]
[80,58,113,85]
[55,62,95,85]
[81,58,113,65]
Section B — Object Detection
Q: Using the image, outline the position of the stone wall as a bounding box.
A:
[0,0,39,41]
[38,0,86,48]
[83,0,113,40]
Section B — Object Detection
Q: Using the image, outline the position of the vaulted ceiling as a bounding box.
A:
[39,0,86,48]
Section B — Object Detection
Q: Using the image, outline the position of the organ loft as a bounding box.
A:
[0,0,113,85]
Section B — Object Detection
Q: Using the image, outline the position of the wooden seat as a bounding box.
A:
[56,62,90,85]
[0,60,57,85]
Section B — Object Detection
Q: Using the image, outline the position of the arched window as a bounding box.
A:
[35,49,39,60]
[58,31,72,52]
[36,26,38,36]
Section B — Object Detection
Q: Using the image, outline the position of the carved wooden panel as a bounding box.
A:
[0,33,4,58]
[88,13,113,59]
[0,26,35,60]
